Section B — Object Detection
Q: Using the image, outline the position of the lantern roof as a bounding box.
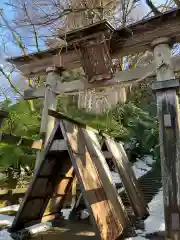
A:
[58,20,115,43]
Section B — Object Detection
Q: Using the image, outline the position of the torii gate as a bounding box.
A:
[7,7,180,239]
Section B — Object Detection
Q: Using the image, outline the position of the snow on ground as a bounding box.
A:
[0,214,52,240]
[0,205,19,214]
[125,189,164,239]
[61,209,71,220]
[111,155,153,185]
[0,214,14,227]
[0,230,13,240]
[144,189,164,234]
[132,156,153,179]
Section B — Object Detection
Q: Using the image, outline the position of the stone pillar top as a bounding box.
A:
[150,37,174,49]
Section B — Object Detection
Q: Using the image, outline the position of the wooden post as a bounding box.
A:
[35,67,63,169]
[151,37,180,239]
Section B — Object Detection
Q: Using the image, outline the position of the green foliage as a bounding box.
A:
[62,107,128,138]
[0,99,40,170]
[1,100,40,138]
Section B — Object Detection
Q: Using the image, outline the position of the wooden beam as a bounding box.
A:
[10,50,80,78]
[0,132,68,152]
[24,87,45,100]
[32,139,68,151]
[48,109,99,133]
[7,8,180,78]
[111,7,180,57]
[0,188,27,200]
[23,55,180,98]
[0,133,42,149]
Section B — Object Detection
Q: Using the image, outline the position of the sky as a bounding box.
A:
[0,1,45,99]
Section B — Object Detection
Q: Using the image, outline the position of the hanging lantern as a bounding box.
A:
[59,20,115,84]
[78,33,114,83]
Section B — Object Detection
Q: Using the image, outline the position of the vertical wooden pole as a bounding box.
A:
[152,37,180,239]
[35,67,63,169]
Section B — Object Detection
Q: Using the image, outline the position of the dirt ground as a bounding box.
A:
[31,221,98,240]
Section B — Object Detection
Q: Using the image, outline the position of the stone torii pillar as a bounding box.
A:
[151,37,180,240]
[35,66,64,169]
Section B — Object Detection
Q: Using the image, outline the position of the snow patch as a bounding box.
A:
[125,189,164,239]
[0,214,52,239]
[132,159,151,179]
[111,156,153,185]
[0,230,13,240]
[144,189,164,234]
[28,222,52,234]
[0,205,19,214]
[0,214,14,226]
[61,209,71,220]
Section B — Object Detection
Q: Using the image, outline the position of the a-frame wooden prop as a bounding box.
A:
[9,115,127,239]
[9,110,149,239]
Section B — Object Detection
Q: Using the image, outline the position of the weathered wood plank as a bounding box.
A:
[152,38,180,239]
[0,132,42,149]
[104,136,149,218]
[60,119,129,239]
[0,132,67,152]
[49,166,74,215]
[23,55,180,97]
[48,109,98,133]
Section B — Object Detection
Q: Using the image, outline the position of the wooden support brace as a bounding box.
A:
[104,135,149,219]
